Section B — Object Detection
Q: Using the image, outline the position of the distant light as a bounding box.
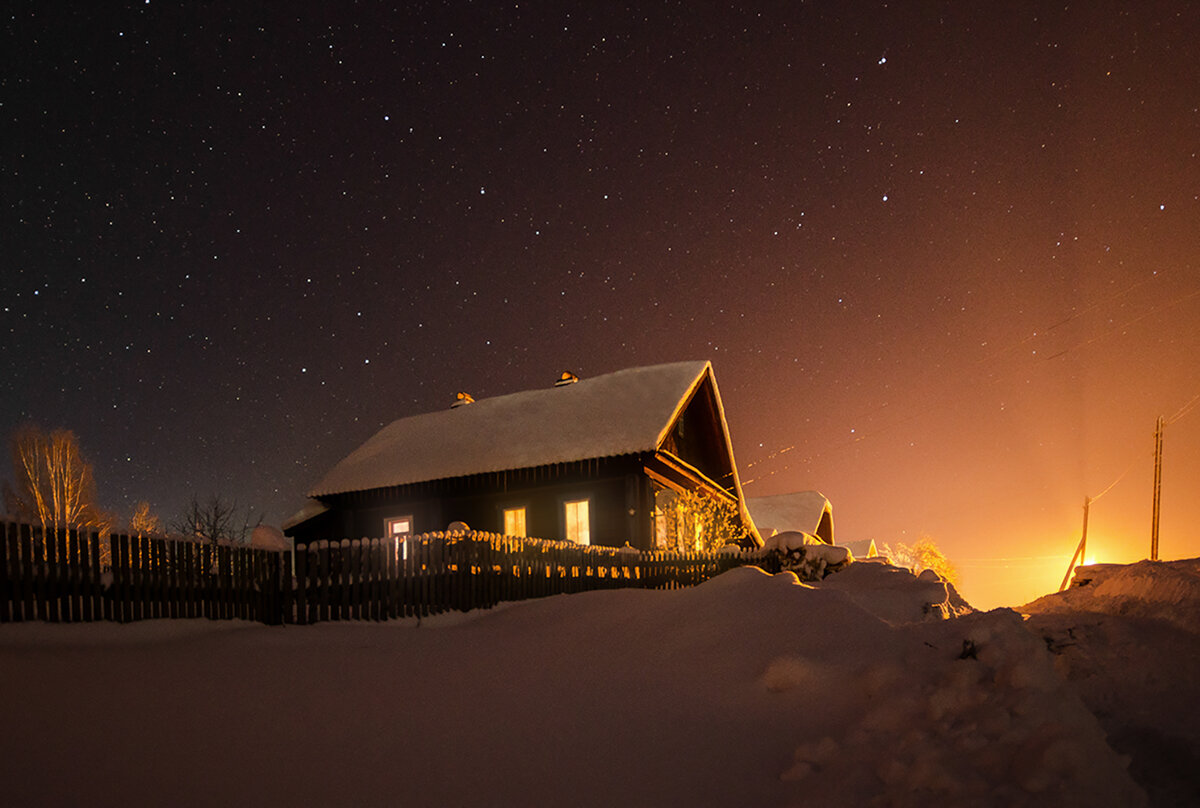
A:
[1160,204,1165,211]
[882,194,889,202]
[878,56,887,65]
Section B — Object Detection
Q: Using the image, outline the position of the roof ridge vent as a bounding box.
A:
[555,370,579,386]
[451,391,475,408]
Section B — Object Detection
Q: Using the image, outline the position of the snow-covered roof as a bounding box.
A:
[282,499,330,531]
[841,539,879,559]
[309,361,718,497]
[745,492,832,538]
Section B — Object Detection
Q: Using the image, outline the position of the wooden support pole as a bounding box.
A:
[1060,496,1091,592]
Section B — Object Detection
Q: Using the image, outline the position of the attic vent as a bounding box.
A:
[555,370,579,386]
[451,392,475,408]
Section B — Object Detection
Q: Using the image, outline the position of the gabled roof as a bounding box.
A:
[309,360,724,497]
[745,491,833,539]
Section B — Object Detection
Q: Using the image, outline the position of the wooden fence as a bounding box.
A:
[0,520,762,626]
[290,531,752,623]
[0,521,288,625]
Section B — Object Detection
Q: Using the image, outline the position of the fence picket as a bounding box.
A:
[0,524,12,622]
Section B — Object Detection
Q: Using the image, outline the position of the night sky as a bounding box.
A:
[4,2,1198,608]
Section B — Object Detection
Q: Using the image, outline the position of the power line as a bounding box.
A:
[1167,391,1200,425]
[1090,456,1142,504]
[959,555,1067,562]
[980,272,1172,366]
[1046,287,1200,361]
[741,274,1197,486]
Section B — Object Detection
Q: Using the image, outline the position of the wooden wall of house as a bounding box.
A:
[290,456,660,550]
[659,376,736,493]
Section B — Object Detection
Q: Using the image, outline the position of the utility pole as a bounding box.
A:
[1151,415,1164,561]
[1060,496,1091,591]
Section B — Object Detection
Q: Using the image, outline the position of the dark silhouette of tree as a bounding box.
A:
[171,495,261,545]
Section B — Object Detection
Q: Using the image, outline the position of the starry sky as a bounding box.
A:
[4,1,1198,608]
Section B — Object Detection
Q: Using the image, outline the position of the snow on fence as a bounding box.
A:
[0,520,762,626]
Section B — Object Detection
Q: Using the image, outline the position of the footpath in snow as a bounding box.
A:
[0,558,1164,807]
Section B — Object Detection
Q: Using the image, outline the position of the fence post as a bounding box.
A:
[315,542,328,622]
[127,534,140,622]
[179,541,192,619]
[386,539,398,620]
[153,536,166,620]
[0,523,12,622]
[311,544,323,624]
[280,549,293,625]
[66,526,82,622]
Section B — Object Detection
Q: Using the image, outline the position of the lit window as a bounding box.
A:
[564,499,590,545]
[503,507,527,538]
[386,516,413,537]
[386,516,414,562]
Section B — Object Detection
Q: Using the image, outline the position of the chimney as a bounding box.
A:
[451,391,475,408]
[555,370,579,387]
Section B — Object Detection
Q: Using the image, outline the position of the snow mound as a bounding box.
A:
[761,530,825,552]
[817,561,973,624]
[1022,558,1200,805]
[758,531,850,580]
[768,608,1145,806]
[250,524,290,551]
[1023,558,1200,635]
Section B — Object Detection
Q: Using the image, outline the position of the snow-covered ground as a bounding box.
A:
[2,558,1196,806]
[1022,559,1200,807]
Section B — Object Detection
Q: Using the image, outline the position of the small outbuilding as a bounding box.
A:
[744,491,834,545]
[285,361,759,550]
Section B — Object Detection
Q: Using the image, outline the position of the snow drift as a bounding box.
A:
[1023,558,1200,806]
[1024,558,1200,635]
[0,558,1148,807]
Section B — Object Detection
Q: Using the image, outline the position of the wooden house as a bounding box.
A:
[284,361,760,550]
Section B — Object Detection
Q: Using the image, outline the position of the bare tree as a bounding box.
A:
[171,495,261,546]
[5,423,108,533]
[880,535,961,585]
[129,500,160,536]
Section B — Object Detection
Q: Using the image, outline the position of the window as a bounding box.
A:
[503,507,527,538]
[386,515,414,562]
[564,499,590,545]
[386,515,413,537]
